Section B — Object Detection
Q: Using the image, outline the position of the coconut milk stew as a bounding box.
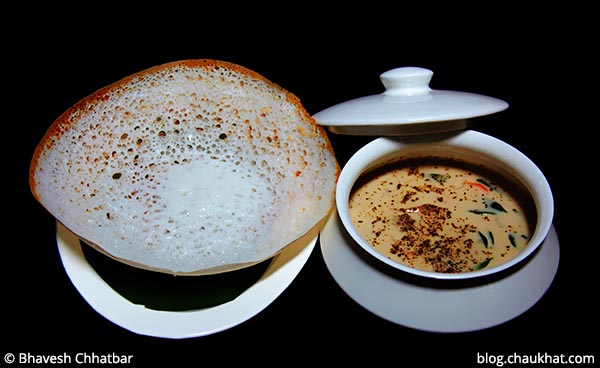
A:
[348,157,536,273]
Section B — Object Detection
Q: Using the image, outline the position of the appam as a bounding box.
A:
[30,59,339,275]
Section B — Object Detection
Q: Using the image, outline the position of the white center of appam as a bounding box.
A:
[159,158,272,264]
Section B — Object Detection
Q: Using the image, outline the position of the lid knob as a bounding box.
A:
[381,67,433,96]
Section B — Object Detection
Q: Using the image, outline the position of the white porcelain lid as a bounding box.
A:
[313,66,509,135]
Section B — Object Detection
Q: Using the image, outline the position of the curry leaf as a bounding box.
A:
[476,178,494,190]
[509,233,518,247]
[469,209,496,215]
[478,231,488,248]
[428,173,449,184]
[490,201,507,213]
[475,257,493,270]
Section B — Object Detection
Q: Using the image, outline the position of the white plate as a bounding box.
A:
[56,221,318,339]
[319,211,560,333]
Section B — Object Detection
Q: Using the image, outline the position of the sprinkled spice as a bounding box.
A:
[349,157,536,273]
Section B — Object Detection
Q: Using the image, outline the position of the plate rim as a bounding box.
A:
[56,221,318,339]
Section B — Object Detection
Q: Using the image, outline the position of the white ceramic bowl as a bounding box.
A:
[336,130,554,280]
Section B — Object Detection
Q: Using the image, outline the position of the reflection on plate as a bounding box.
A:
[56,221,318,339]
[319,211,560,333]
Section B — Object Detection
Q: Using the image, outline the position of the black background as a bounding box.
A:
[6,7,597,366]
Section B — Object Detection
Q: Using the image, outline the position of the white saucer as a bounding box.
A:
[319,211,560,333]
[56,221,318,339]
